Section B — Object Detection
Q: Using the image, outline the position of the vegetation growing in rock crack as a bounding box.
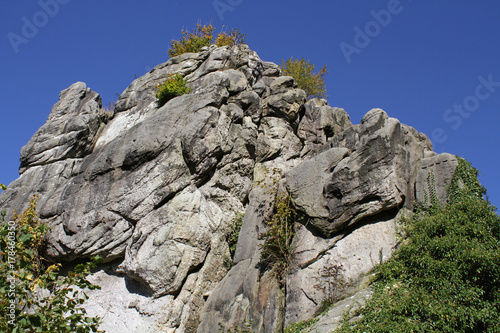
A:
[338,157,500,332]
[314,260,349,315]
[284,317,319,333]
[0,195,103,333]
[258,168,299,287]
[218,319,253,333]
[224,211,244,268]
[168,22,246,57]
[280,57,328,99]
[156,73,191,107]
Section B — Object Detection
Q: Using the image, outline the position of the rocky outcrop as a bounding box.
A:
[0,44,458,332]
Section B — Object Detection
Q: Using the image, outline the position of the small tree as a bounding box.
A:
[0,195,103,332]
[280,57,328,99]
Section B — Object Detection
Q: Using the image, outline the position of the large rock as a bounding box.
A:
[0,44,456,333]
[415,153,458,206]
[287,109,432,237]
[297,99,353,157]
[19,82,111,173]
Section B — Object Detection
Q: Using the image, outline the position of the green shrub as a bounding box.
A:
[168,23,215,57]
[215,27,246,47]
[258,168,299,287]
[338,158,500,332]
[156,73,191,107]
[280,57,328,99]
[0,195,103,332]
[258,191,296,285]
[227,212,244,259]
[218,320,253,333]
[284,317,319,333]
[168,23,246,57]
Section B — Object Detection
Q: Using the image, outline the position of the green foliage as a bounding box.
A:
[280,57,328,99]
[227,212,244,259]
[284,317,319,333]
[0,183,6,191]
[168,23,246,57]
[0,196,104,333]
[218,319,253,332]
[168,23,215,57]
[258,168,298,287]
[338,157,500,332]
[156,73,191,107]
[215,27,246,48]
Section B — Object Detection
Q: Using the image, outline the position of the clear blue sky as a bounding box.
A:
[1,1,499,208]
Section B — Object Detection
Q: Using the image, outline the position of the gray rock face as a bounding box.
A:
[19,82,111,174]
[287,109,433,237]
[0,44,458,333]
[416,152,458,206]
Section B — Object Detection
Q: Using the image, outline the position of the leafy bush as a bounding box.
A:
[0,195,103,333]
[215,27,246,47]
[156,73,191,107]
[168,23,246,57]
[280,57,328,99]
[338,158,500,332]
[168,23,215,57]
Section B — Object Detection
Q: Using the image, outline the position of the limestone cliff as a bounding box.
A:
[0,44,458,332]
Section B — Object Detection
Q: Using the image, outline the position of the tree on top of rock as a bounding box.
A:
[168,23,246,57]
[280,57,328,100]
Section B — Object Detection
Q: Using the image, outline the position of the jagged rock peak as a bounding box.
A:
[0,44,457,333]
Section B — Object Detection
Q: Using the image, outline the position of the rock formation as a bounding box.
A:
[0,44,458,332]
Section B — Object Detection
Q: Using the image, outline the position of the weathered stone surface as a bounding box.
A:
[256,117,303,162]
[288,109,431,237]
[284,209,403,326]
[198,163,288,333]
[19,82,111,173]
[308,287,373,333]
[416,152,458,206]
[298,99,353,157]
[82,266,173,333]
[0,44,457,333]
[285,148,350,219]
[264,76,307,122]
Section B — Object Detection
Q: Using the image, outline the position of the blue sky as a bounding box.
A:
[1,1,499,208]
